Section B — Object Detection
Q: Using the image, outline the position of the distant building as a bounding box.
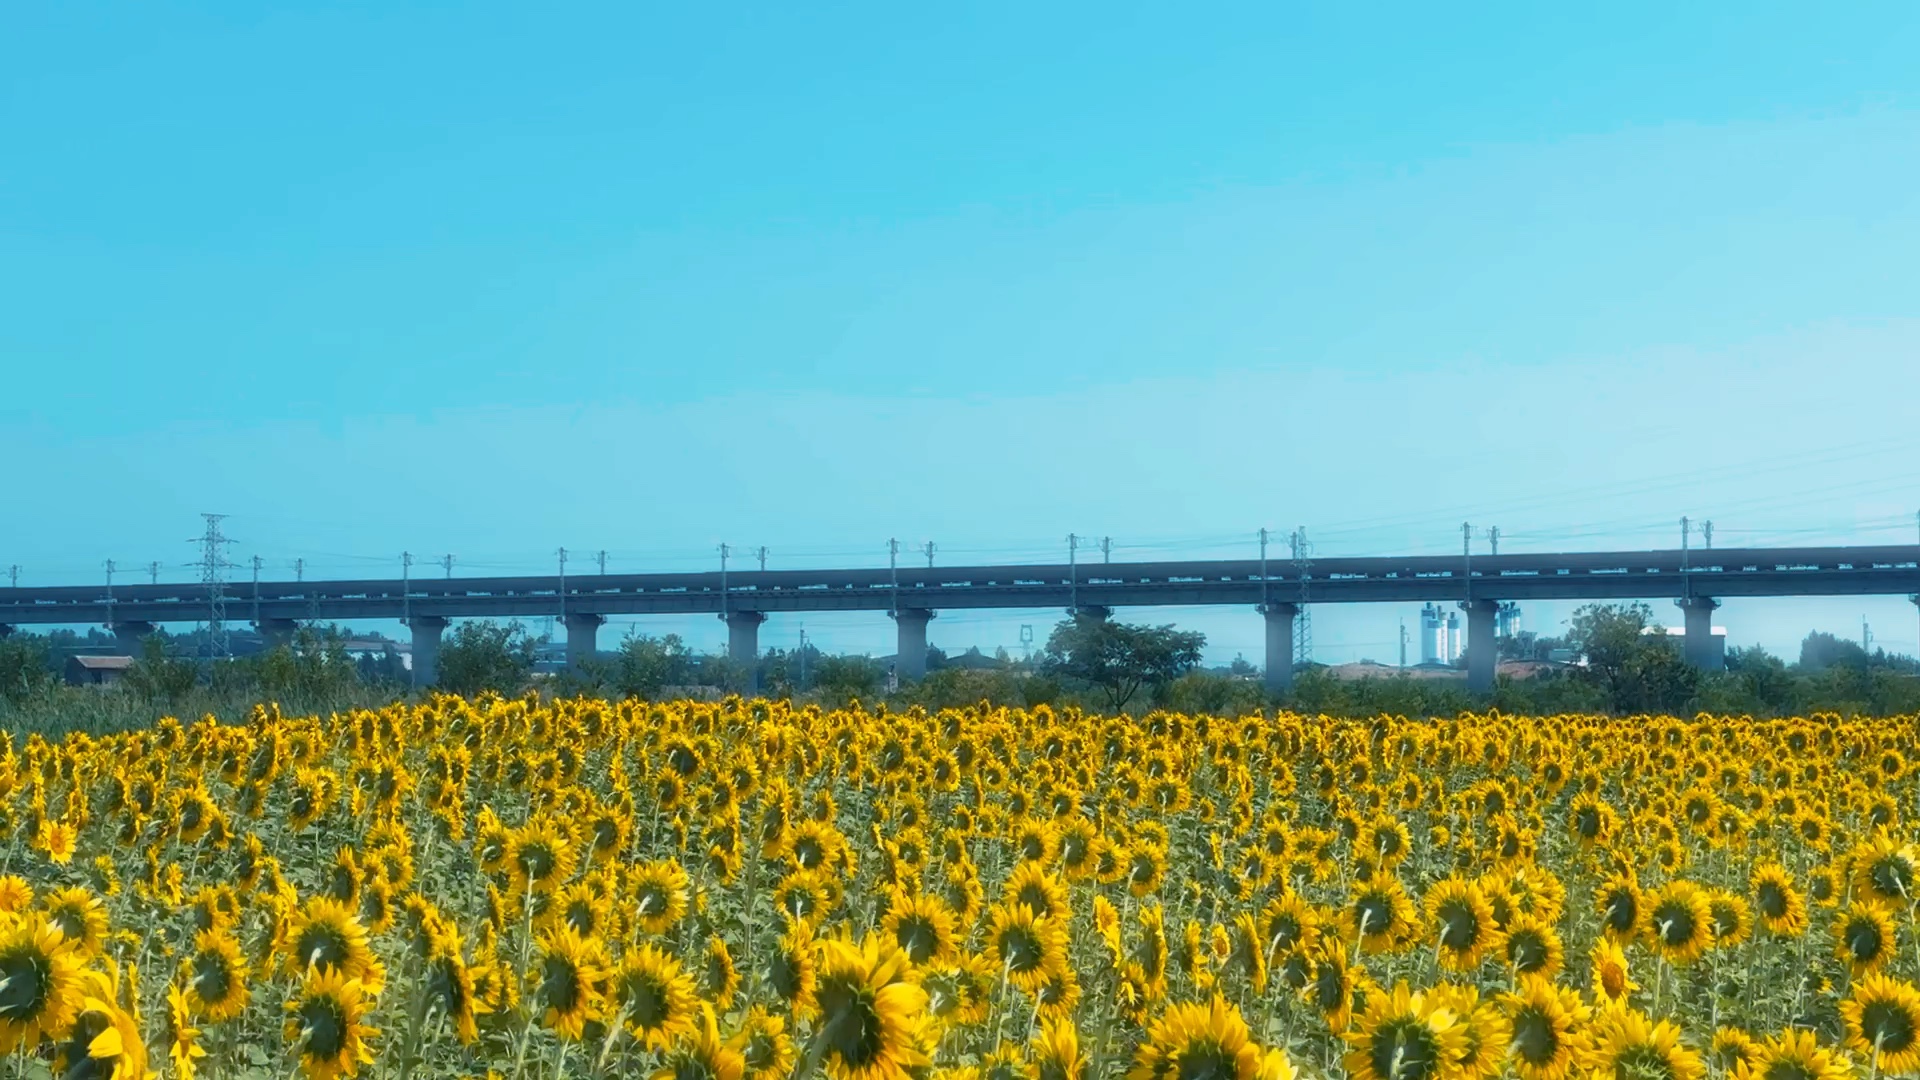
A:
[1420,604,1450,665]
[65,654,133,686]
[1646,625,1726,666]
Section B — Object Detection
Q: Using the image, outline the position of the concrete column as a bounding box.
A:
[1677,597,1723,671]
[257,618,299,651]
[1260,603,1299,695]
[1462,599,1499,693]
[109,620,156,656]
[892,608,935,682]
[409,615,448,689]
[563,613,604,672]
[724,611,766,693]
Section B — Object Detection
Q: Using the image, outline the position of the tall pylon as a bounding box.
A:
[1290,527,1313,668]
[191,513,238,659]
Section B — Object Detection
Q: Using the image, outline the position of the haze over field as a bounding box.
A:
[5,5,1920,662]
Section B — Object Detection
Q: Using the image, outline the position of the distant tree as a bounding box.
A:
[256,627,367,703]
[122,634,201,705]
[435,620,538,697]
[1565,602,1698,713]
[1798,631,1873,673]
[813,655,886,705]
[925,645,950,673]
[1040,615,1206,710]
[1227,655,1258,678]
[607,631,696,699]
[0,635,57,705]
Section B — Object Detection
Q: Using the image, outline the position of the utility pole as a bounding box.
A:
[1863,616,1871,653]
[888,538,900,616]
[191,513,237,659]
[1258,528,1270,608]
[755,547,768,573]
[718,543,730,618]
[1291,527,1313,667]
[251,554,263,629]
[923,541,936,569]
[1680,516,1691,599]
[797,625,808,691]
[5,566,15,589]
[597,550,608,576]
[1704,521,1714,551]
[1400,619,1409,669]
[1487,526,1500,557]
[402,551,413,627]
[557,547,569,622]
[1067,534,1080,614]
[147,560,160,585]
[441,554,455,579]
[292,558,305,583]
[1101,536,1112,564]
[104,559,116,628]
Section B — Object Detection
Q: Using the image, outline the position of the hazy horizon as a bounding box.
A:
[6,4,1919,664]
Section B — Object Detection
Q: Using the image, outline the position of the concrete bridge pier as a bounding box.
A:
[724,611,766,693]
[109,620,156,656]
[563,613,604,672]
[892,608,935,682]
[1260,603,1299,695]
[1677,596,1723,670]
[257,617,299,651]
[409,615,448,689]
[1462,599,1500,693]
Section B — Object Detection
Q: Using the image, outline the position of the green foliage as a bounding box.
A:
[1155,669,1266,716]
[0,635,57,705]
[1565,602,1698,713]
[121,634,200,705]
[605,631,697,699]
[892,666,1062,711]
[435,619,539,697]
[1040,615,1206,710]
[812,654,886,706]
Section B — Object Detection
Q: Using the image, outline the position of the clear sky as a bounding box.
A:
[5,4,1920,664]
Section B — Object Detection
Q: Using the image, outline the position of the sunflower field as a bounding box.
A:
[3,697,1920,1080]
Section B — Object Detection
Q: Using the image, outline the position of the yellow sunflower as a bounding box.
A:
[1590,1009,1705,1080]
[881,889,961,967]
[0,914,86,1054]
[531,924,610,1041]
[1341,981,1468,1080]
[1131,995,1293,1080]
[1502,977,1592,1080]
[1841,973,1920,1076]
[730,1005,796,1080]
[1426,877,1504,972]
[613,942,699,1051]
[183,928,251,1021]
[1834,905,1898,977]
[1644,881,1714,965]
[283,967,377,1080]
[1588,939,1638,1012]
[1733,1028,1853,1080]
[1750,863,1808,938]
[985,903,1069,995]
[811,934,934,1080]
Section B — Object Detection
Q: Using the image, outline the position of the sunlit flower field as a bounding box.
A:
[3,697,1919,1080]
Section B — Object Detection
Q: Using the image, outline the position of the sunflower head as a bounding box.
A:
[1341,982,1468,1080]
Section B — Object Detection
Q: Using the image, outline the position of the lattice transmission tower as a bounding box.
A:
[191,513,238,658]
[1290,527,1313,667]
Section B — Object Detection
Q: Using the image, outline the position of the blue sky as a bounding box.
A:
[5,3,1920,663]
